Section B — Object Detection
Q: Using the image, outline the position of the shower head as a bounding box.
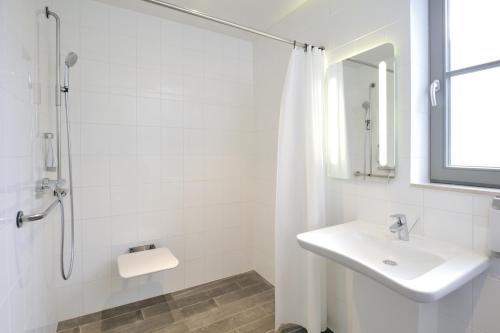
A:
[63,52,78,88]
[362,101,370,111]
[65,52,78,67]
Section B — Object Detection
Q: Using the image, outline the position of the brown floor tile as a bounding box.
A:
[252,289,274,304]
[183,289,274,331]
[205,282,242,299]
[57,321,79,332]
[117,312,181,333]
[168,291,212,310]
[261,301,275,314]
[101,295,167,320]
[57,312,103,331]
[80,310,142,333]
[99,303,138,321]
[171,277,240,300]
[142,302,174,319]
[140,309,178,329]
[150,322,190,333]
[169,282,240,310]
[182,302,244,331]
[135,295,168,309]
[57,271,278,333]
[235,271,266,288]
[190,307,266,333]
[237,315,274,333]
[214,282,273,306]
[180,299,218,318]
[57,328,80,333]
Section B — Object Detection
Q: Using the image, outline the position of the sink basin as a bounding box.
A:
[297,220,489,302]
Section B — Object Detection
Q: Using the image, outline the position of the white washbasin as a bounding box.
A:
[297,220,489,302]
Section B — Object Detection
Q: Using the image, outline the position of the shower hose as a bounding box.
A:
[58,89,75,281]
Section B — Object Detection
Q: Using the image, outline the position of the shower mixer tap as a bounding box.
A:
[37,177,65,193]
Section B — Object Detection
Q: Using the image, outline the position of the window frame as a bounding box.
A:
[429,0,500,188]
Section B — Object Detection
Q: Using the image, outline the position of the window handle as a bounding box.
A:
[430,79,441,107]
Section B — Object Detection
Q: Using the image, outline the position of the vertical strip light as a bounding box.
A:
[328,76,339,166]
[378,61,388,167]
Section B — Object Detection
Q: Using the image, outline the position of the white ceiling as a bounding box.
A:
[159,0,309,29]
[97,0,310,41]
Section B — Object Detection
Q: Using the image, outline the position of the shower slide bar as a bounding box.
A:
[140,0,325,50]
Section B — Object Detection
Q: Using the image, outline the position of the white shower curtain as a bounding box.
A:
[275,46,327,333]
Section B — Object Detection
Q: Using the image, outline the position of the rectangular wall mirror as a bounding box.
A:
[327,43,396,180]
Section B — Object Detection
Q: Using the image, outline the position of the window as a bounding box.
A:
[430,0,500,188]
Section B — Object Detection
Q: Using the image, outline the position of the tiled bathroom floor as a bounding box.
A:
[57,271,301,333]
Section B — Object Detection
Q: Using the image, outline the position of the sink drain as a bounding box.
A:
[383,259,398,266]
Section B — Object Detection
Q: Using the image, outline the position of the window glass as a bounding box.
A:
[449,68,500,169]
[448,0,500,70]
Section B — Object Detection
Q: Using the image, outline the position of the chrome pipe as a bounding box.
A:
[45,7,62,181]
[140,0,325,50]
[368,84,374,175]
[44,7,76,281]
[16,197,62,228]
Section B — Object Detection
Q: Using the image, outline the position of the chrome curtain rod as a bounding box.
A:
[140,0,325,50]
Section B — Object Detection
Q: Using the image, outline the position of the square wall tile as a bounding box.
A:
[423,208,473,249]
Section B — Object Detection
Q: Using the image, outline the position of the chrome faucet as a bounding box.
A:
[389,214,409,241]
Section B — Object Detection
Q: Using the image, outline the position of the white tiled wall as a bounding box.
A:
[46,0,254,322]
[0,0,58,331]
[249,38,289,284]
[252,0,500,332]
[2,0,254,326]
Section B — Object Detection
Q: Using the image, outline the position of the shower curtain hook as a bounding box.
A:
[304,43,308,52]
[293,40,296,49]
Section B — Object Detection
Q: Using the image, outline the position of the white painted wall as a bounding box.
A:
[0,0,58,331]
[251,0,500,332]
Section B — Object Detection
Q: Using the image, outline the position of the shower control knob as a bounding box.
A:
[37,178,52,193]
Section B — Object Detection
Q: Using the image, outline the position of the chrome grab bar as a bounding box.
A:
[16,192,65,228]
[354,171,395,179]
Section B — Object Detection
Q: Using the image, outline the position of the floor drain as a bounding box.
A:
[383,259,398,266]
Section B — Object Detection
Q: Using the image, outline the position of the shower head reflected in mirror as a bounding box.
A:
[65,52,78,68]
[362,101,370,111]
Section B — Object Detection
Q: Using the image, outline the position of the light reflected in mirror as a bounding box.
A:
[327,43,396,180]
